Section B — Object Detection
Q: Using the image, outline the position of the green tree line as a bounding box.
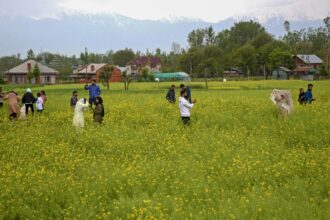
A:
[0,18,329,82]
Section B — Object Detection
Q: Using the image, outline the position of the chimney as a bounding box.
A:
[91,65,95,71]
[27,63,31,71]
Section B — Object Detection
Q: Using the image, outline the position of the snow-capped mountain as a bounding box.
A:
[0,13,325,56]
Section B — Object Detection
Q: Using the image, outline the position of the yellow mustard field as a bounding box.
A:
[0,80,329,219]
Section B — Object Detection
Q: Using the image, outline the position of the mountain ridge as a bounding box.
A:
[0,13,325,56]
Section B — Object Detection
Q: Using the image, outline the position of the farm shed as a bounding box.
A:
[272,66,291,80]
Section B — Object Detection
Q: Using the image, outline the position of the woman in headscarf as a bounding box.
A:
[270,89,294,117]
[22,88,36,115]
[73,98,89,129]
[93,96,104,125]
[4,91,20,120]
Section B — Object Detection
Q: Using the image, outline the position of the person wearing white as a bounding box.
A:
[179,88,196,125]
[36,93,44,113]
[73,98,89,129]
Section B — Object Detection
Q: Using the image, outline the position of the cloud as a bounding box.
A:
[0,0,64,18]
[0,0,329,22]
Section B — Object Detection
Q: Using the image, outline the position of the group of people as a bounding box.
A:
[0,86,47,120]
[71,79,104,130]
[298,84,315,104]
[166,84,197,125]
[0,81,317,127]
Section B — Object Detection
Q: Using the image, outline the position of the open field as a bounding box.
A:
[0,80,329,219]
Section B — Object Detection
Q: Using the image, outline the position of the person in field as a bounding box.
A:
[4,91,20,120]
[180,84,192,103]
[22,88,36,116]
[70,91,78,108]
[36,92,44,113]
[93,96,104,125]
[84,79,101,107]
[40,90,47,108]
[0,87,5,107]
[304,84,315,104]
[270,89,293,117]
[179,88,197,125]
[166,85,176,103]
[73,98,89,129]
[298,88,305,105]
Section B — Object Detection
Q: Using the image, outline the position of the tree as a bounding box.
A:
[171,42,181,54]
[205,26,216,46]
[284,20,290,33]
[27,68,34,83]
[122,71,131,91]
[324,17,330,74]
[112,48,135,66]
[100,65,114,90]
[80,47,89,64]
[27,49,35,59]
[141,67,150,81]
[32,63,40,79]
[269,48,292,70]
[234,44,256,76]
[188,29,205,47]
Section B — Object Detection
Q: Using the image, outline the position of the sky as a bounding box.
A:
[0,0,329,22]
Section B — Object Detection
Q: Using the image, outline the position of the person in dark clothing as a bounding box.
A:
[304,84,315,104]
[0,87,5,107]
[166,85,176,103]
[298,88,305,104]
[22,88,36,115]
[93,96,104,125]
[70,91,78,108]
[180,84,192,103]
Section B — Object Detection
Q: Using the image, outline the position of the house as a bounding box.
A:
[72,64,122,83]
[6,59,58,84]
[126,56,162,75]
[292,54,323,80]
[272,66,291,80]
[223,68,245,77]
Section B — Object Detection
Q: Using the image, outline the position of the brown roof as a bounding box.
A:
[6,59,59,74]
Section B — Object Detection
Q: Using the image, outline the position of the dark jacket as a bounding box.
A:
[70,95,78,107]
[298,92,305,104]
[184,86,192,103]
[93,103,104,123]
[166,88,176,103]
[22,92,36,104]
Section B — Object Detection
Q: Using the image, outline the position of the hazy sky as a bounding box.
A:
[0,0,329,22]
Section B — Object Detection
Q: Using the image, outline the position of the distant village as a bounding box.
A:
[3,54,324,85]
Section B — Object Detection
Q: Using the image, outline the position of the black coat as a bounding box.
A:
[166,89,176,103]
[22,92,36,104]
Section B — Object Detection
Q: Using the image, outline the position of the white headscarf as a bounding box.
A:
[26,88,32,93]
[78,98,86,104]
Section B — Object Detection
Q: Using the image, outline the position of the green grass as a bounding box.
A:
[0,80,329,219]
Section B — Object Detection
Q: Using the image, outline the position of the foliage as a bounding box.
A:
[100,65,114,90]
[112,48,135,66]
[26,49,35,59]
[32,63,41,79]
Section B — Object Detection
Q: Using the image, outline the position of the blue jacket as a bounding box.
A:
[304,90,313,103]
[85,84,101,98]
